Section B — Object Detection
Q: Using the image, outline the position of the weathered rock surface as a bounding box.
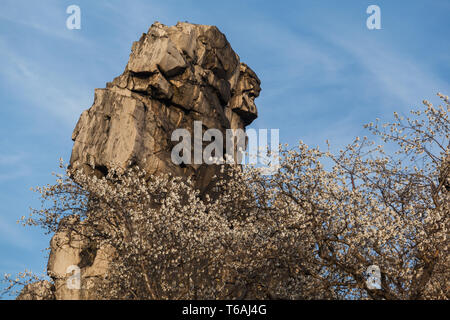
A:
[20,22,260,299]
[45,216,114,300]
[69,21,260,194]
[16,280,55,300]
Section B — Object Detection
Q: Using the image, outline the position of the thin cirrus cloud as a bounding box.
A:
[0,216,35,250]
[0,35,93,125]
[0,0,88,44]
[226,18,368,148]
[0,152,31,183]
[0,166,31,183]
[235,6,449,149]
[324,32,449,110]
[0,153,26,166]
[0,1,95,125]
[0,13,85,44]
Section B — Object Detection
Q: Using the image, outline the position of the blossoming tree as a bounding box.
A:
[4,93,449,300]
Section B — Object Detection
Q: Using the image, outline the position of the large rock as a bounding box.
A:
[439,153,449,192]
[45,216,113,300]
[30,22,260,300]
[69,21,260,194]
[16,280,55,300]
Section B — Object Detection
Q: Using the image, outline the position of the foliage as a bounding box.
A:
[4,93,449,300]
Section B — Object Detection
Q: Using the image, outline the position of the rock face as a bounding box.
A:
[69,21,260,194]
[35,22,260,300]
[16,280,55,300]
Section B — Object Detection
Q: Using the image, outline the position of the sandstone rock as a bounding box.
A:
[45,216,114,300]
[16,280,55,300]
[21,21,261,300]
[70,21,260,194]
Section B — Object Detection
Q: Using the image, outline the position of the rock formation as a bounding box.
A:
[16,280,55,300]
[21,22,261,299]
[69,21,260,194]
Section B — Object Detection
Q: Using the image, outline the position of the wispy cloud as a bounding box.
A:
[0,0,89,43]
[0,37,92,125]
[0,1,98,125]
[0,152,31,183]
[239,6,449,149]
[0,153,26,166]
[0,167,31,183]
[0,216,36,250]
[324,32,449,110]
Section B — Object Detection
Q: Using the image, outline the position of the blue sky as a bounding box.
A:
[0,0,449,297]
